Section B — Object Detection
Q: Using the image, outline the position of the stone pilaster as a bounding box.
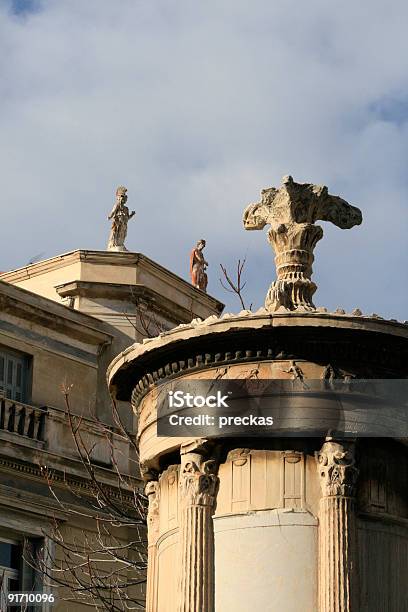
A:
[178,440,219,612]
[145,480,160,612]
[316,438,359,612]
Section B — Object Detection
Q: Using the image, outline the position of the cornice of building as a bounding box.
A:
[0,279,113,346]
[0,453,141,509]
[0,249,224,313]
[107,307,408,402]
[55,280,215,325]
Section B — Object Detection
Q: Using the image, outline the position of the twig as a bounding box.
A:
[219,257,252,310]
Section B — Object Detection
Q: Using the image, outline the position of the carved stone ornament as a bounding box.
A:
[179,459,219,507]
[243,175,362,311]
[316,439,358,497]
[140,461,158,483]
[321,364,356,388]
[145,480,160,543]
[228,448,251,467]
[281,360,304,381]
[107,185,135,252]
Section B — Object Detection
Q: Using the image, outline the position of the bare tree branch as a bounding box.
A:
[33,387,148,611]
[219,257,252,310]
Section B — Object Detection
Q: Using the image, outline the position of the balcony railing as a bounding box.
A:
[0,397,46,443]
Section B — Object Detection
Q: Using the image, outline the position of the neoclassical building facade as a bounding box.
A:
[0,248,222,610]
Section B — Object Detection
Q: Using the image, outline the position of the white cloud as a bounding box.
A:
[0,0,407,318]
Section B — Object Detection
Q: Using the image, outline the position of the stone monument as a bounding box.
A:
[190,239,208,292]
[107,186,135,252]
[243,175,362,311]
[108,177,408,612]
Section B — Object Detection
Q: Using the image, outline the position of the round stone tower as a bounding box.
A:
[108,177,408,612]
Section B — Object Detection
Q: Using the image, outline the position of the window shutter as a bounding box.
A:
[0,350,26,403]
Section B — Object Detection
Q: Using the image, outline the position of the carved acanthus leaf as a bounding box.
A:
[243,175,362,312]
[145,480,160,542]
[179,459,219,507]
[316,439,358,497]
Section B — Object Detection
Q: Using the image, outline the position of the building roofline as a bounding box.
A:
[0,280,113,346]
[0,249,224,312]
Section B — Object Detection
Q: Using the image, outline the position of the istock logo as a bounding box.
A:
[168,390,230,408]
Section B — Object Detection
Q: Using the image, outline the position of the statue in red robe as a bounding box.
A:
[190,239,208,292]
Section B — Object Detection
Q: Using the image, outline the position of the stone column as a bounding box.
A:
[178,440,219,612]
[145,480,160,612]
[316,438,359,612]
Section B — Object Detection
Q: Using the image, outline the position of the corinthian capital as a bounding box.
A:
[179,459,219,507]
[243,175,362,311]
[316,439,358,497]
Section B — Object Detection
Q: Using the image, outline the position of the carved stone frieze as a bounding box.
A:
[130,329,405,408]
[281,360,305,381]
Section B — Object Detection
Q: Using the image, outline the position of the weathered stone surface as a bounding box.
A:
[243,175,362,312]
[112,310,408,611]
[178,441,219,612]
[316,438,358,498]
[104,174,408,612]
[145,480,160,612]
[108,310,408,393]
[316,439,359,612]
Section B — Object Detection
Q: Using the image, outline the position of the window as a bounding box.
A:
[0,538,22,611]
[0,536,44,611]
[0,348,28,403]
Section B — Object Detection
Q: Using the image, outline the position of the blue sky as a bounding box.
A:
[10,0,38,15]
[0,0,407,320]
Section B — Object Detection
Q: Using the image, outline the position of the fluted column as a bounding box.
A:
[145,480,160,612]
[316,438,359,612]
[178,440,219,612]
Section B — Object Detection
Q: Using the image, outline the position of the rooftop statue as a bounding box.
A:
[190,239,208,292]
[107,186,135,252]
[243,175,362,311]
